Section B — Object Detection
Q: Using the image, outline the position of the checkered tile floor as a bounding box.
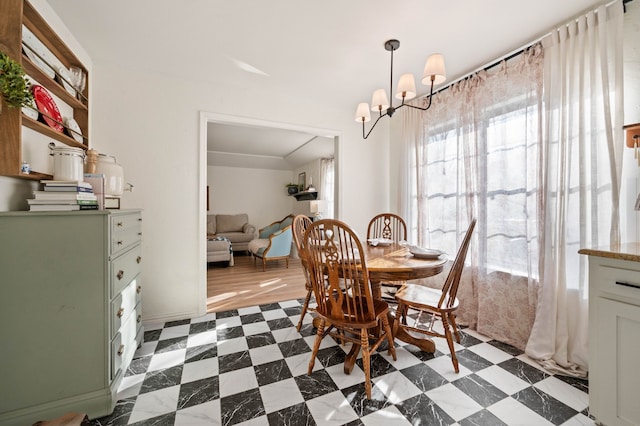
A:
[91,298,593,426]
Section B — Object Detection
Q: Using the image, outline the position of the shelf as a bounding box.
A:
[292,191,318,201]
[0,0,90,181]
[21,55,88,110]
[22,115,87,149]
[19,170,53,181]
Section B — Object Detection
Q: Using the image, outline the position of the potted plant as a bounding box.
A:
[285,183,299,195]
[0,51,33,113]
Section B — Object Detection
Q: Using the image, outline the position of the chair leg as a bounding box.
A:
[360,328,372,399]
[449,313,461,343]
[441,313,459,373]
[296,287,313,331]
[308,320,325,374]
[381,315,397,361]
[286,257,289,268]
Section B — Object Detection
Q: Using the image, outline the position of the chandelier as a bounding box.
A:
[355,39,446,139]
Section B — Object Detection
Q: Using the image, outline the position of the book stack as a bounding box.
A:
[83,173,106,210]
[28,180,99,211]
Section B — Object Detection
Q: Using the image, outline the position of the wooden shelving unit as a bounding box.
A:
[0,0,89,179]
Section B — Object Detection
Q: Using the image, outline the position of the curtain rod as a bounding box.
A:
[431,0,632,97]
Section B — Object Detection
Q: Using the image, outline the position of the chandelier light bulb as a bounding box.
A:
[370,89,389,112]
[355,102,371,122]
[422,53,446,85]
[396,73,417,100]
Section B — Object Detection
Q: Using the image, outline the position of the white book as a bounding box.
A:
[41,180,92,188]
[29,204,99,212]
[27,199,98,205]
[33,191,97,201]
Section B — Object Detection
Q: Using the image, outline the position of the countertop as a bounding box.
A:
[578,242,640,262]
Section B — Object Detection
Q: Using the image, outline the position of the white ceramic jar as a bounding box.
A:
[49,144,85,181]
[95,154,124,196]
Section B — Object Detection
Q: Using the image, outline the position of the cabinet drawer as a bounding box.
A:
[111,224,142,256]
[594,261,640,305]
[110,212,142,235]
[111,245,142,298]
[111,332,123,381]
[110,279,141,338]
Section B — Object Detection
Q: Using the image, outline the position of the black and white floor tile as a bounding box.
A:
[91,299,593,426]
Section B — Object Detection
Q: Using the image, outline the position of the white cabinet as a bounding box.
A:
[0,210,143,425]
[581,247,640,426]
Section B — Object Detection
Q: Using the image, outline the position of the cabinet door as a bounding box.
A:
[595,297,640,426]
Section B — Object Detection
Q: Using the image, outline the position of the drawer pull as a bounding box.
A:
[138,218,142,221]
[117,240,123,246]
[137,314,142,323]
[136,285,142,294]
[136,256,142,264]
[117,221,123,227]
[117,270,124,280]
[615,281,640,290]
[138,232,142,236]
[117,344,124,356]
[117,307,125,318]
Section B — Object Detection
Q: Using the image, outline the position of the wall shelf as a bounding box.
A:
[292,191,318,201]
[0,0,89,179]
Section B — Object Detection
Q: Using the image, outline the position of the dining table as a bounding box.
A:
[341,242,448,374]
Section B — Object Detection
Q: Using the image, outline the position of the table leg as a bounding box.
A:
[391,303,436,353]
[344,343,360,374]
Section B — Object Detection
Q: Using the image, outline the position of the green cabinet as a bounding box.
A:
[0,210,143,425]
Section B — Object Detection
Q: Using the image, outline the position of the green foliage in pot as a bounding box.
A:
[0,51,33,109]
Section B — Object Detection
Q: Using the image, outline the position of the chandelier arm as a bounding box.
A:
[396,79,436,112]
[362,112,388,139]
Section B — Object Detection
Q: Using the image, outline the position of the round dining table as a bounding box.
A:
[341,242,448,373]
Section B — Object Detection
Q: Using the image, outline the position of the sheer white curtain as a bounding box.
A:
[319,157,334,218]
[403,47,545,347]
[399,106,422,242]
[525,2,624,376]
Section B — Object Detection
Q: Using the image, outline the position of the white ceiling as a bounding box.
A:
[206,122,334,170]
[46,0,606,169]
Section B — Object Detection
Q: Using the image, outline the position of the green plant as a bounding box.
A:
[285,183,298,187]
[0,51,33,109]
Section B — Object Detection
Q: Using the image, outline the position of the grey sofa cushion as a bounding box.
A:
[216,214,248,233]
[217,232,255,243]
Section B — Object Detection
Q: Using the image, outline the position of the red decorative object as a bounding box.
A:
[32,84,63,132]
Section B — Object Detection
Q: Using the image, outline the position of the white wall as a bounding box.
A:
[0,2,390,323]
[207,165,294,229]
[81,61,388,322]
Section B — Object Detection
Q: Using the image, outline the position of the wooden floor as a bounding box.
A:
[206,253,308,313]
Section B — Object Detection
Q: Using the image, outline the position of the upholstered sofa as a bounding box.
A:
[207,213,257,252]
[248,215,294,271]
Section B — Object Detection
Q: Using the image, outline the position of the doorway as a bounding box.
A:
[198,112,341,311]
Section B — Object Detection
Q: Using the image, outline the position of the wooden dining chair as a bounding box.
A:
[367,213,408,301]
[292,214,314,331]
[394,218,476,373]
[302,219,397,399]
